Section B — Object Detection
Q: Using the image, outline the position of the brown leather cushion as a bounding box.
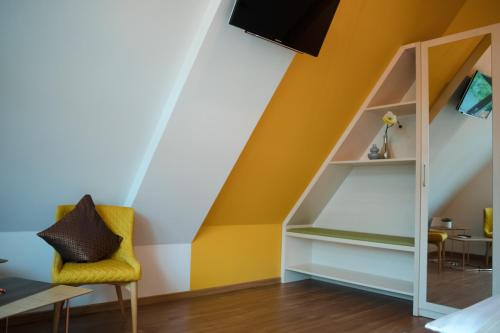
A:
[37,195,122,262]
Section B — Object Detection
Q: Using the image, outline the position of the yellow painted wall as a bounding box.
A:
[428,37,483,109]
[191,0,500,290]
[444,0,500,35]
[202,0,464,228]
[190,224,281,290]
[428,0,500,118]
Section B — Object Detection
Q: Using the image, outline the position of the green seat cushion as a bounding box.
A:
[287,227,414,247]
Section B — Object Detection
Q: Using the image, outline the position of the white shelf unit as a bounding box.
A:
[286,230,415,252]
[287,264,413,296]
[329,158,416,167]
[333,100,417,162]
[365,100,416,113]
[281,44,420,311]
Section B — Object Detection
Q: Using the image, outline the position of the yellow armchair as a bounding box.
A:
[484,208,493,238]
[484,208,493,266]
[52,204,141,333]
[428,230,448,272]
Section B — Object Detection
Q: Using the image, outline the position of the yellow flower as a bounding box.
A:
[383,111,397,126]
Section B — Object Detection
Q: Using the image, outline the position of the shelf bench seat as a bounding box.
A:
[287,227,415,252]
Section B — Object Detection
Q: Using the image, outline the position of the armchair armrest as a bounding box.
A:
[51,252,64,281]
[122,251,141,279]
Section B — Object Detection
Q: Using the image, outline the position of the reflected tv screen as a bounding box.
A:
[229,0,340,57]
[457,71,492,119]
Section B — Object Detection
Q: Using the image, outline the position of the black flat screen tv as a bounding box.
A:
[457,71,492,119]
[229,0,340,57]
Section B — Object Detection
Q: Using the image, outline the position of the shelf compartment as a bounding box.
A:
[368,47,416,107]
[287,227,415,252]
[334,103,416,161]
[330,158,416,167]
[364,101,416,115]
[286,263,413,296]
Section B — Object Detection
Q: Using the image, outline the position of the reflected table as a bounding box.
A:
[430,226,468,233]
[448,236,492,270]
[429,228,469,267]
[0,260,6,295]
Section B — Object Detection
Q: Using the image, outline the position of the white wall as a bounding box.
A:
[0,0,208,306]
[428,105,492,220]
[315,115,417,237]
[428,53,493,220]
[428,86,492,254]
[0,0,211,232]
[427,52,493,255]
[0,232,191,306]
[0,0,294,305]
[0,0,293,244]
[131,0,294,245]
[315,164,416,237]
[312,242,414,281]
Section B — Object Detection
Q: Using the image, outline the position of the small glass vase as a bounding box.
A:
[381,133,391,159]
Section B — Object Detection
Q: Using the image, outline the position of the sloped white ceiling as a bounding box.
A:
[131,1,294,245]
[0,0,211,231]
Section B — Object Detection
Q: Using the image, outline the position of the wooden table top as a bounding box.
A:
[449,235,493,242]
[430,226,468,231]
[0,277,91,319]
[0,277,53,307]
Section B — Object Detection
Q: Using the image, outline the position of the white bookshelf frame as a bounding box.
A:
[287,263,414,296]
[281,43,421,313]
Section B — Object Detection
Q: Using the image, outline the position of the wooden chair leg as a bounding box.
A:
[65,300,70,333]
[115,285,126,317]
[485,243,491,267]
[130,281,138,333]
[53,301,64,333]
[490,243,492,266]
[442,240,446,263]
[485,243,488,267]
[438,242,442,273]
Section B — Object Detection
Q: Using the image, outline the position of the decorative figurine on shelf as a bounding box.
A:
[368,144,381,160]
[380,111,403,159]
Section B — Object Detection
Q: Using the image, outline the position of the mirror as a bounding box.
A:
[426,34,493,309]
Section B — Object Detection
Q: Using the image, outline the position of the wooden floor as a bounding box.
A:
[8,280,430,333]
[427,253,492,309]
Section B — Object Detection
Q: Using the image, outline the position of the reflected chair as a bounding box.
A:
[51,205,141,333]
[428,230,448,272]
[484,207,493,267]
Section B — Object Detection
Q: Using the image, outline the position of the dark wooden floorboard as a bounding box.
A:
[8,280,430,333]
[427,253,491,309]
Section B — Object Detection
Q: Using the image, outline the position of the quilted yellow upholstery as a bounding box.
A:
[55,259,138,284]
[484,208,493,238]
[428,230,448,243]
[52,205,141,284]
